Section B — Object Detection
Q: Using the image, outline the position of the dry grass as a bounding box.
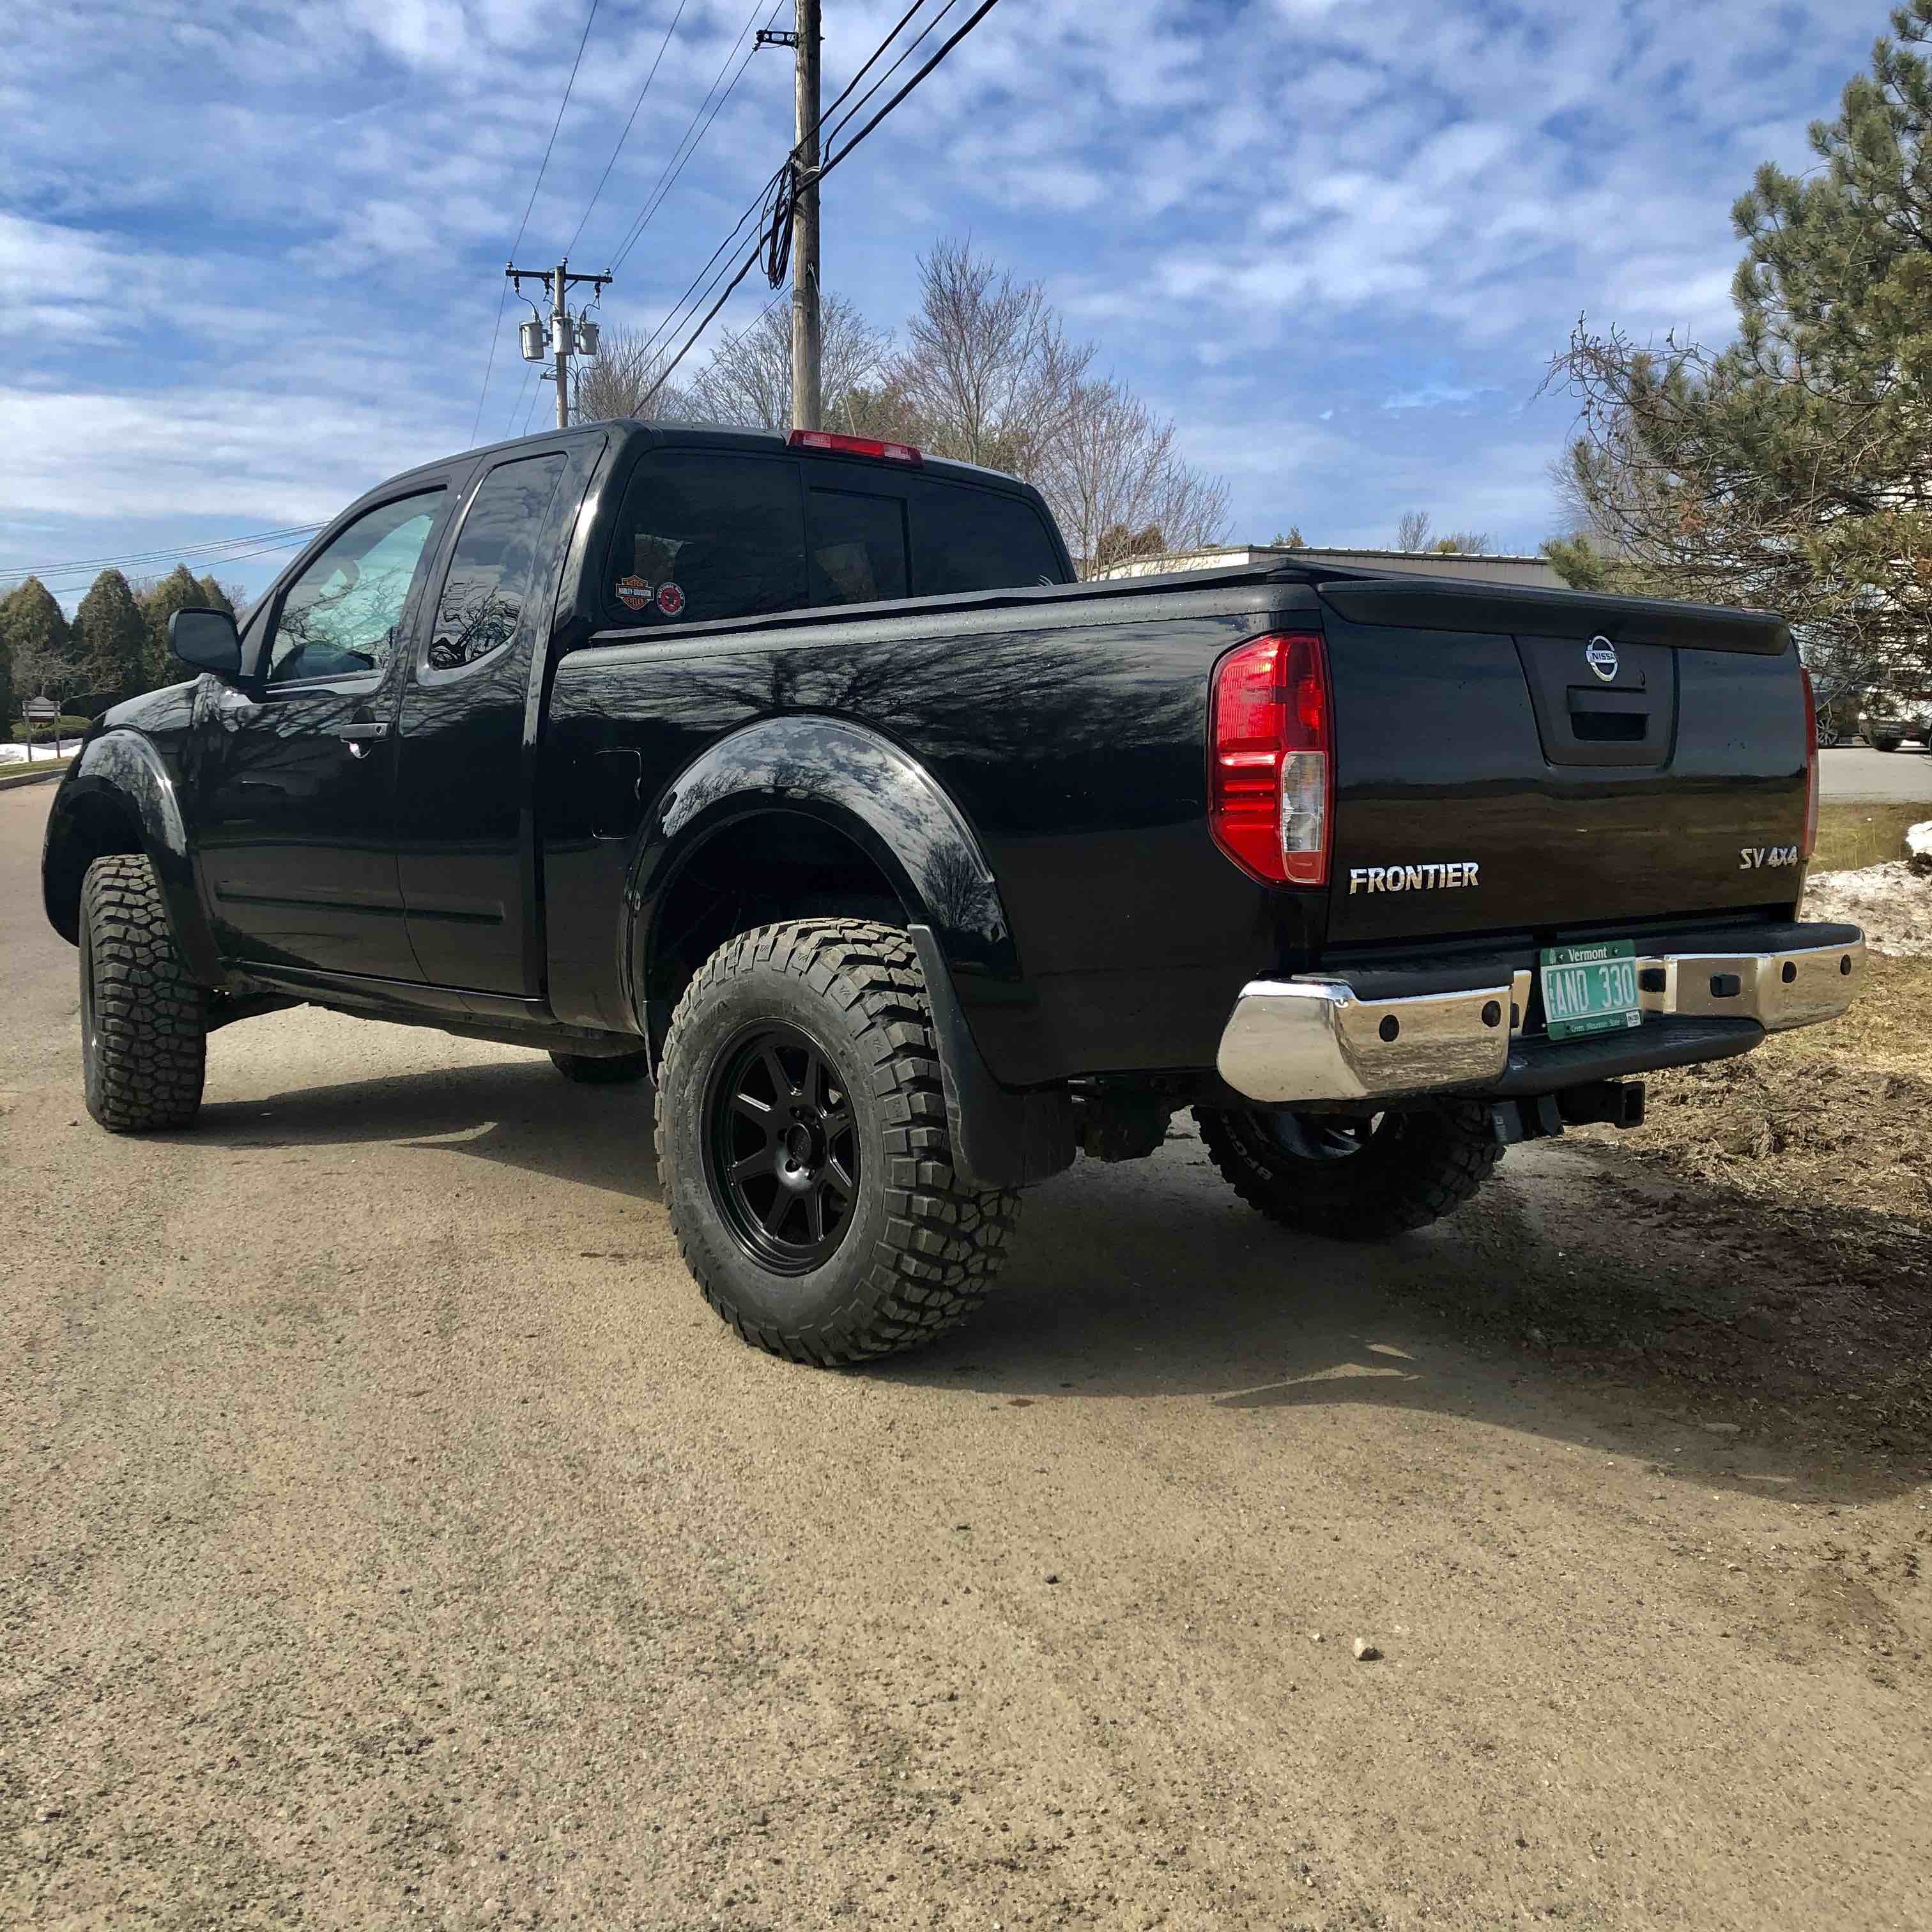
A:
[1813,801,1929,872]
[1549,955,1932,1457]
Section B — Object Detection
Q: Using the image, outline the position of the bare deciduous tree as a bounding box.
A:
[887,240,1094,473]
[689,295,892,432]
[571,326,700,425]
[1042,378,1230,577]
[571,239,1227,580]
[1395,510,1492,555]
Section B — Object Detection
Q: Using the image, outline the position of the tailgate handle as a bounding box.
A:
[1567,686,1651,744]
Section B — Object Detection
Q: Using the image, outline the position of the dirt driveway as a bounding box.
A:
[3,781,1927,1931]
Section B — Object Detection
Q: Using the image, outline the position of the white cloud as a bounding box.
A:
[0,385,455,524]
[0,0,1891,571]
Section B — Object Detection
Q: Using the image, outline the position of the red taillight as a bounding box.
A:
[1209,631,1332,886]
[1800,664,1820,860]
[788,429,923,464]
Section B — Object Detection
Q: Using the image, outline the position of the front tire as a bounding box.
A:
[655,919,1019,1365]
[1194,1102,1499,1239]
[79,853,207,1133]
[1874,735,1903,753]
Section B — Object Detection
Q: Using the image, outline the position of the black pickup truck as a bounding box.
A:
[43,420,1864,1363]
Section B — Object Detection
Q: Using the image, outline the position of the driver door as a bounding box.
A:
[192,482,459,979]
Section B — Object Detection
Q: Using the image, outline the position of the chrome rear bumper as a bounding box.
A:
[1216,930,1865,1106]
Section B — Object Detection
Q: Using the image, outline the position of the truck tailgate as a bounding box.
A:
[1316,578,1808,944]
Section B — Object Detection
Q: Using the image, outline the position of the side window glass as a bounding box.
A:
[807,489,908,607]
[267,491,443,685]
[427,454,569,673]
[910,482,1065,595]
[607,450,805,625]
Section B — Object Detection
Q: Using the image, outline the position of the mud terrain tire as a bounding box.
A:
[656,919,1018,1365]
[1193,1102,1499,1239]
[79,852,207,1133]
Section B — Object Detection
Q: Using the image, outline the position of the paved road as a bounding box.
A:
[1820,743,1932,801]
[4,782,1928,1930]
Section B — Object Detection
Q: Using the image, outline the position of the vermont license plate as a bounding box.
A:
[1540,940,1643,1041]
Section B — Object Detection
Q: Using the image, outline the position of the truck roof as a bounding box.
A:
[414,418,1036,495]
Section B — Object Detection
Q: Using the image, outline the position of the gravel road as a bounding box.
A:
[4,781,1928,1931]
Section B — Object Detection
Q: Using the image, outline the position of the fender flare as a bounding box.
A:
[42,732,222,983]
[627,713,1019,998]
[624,717,1072,1190]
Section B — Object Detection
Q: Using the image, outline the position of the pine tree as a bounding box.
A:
[1545,1,1932,693]
[141,564,210,684]
[195,576,236,619]
[1,576,82,739]
[1,577,74,693]
[74,569,152,702]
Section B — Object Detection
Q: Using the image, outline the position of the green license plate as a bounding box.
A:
[1540,940,1643,1041]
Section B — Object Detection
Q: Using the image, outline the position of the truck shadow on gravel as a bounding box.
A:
[873,1128,1932,1503]
[183,1065,1926,1498]
[187,1059,661,1201]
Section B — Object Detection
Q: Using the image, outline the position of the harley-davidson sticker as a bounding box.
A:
[615,574,653,611]
[656,581,686,617]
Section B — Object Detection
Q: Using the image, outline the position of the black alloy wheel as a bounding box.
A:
[705,1022,860,1275]
[654,918,1020,1364]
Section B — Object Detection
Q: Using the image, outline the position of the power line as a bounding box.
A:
[611,0,937,378]
[471,0,603,443]
[1,523,327,581]
[820,0,928,123]
[820,0,1002,174]
[565,0,695,259]
[638,0,1006,410]
[1,526,329,594]
[643,0,975,372]
[608,0,786,275]
[820,0,960,151]
[510,0,603,260]
[505,362,540,441]
[631,166,786,362]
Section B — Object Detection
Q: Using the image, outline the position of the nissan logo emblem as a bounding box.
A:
[1585,636,1619,683]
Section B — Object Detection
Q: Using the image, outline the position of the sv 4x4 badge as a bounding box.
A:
[1739,845,1800,869]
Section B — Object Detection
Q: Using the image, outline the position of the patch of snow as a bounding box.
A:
[1804,862,1932,959]
[1907,819,1932,870]
[0,742,75,765]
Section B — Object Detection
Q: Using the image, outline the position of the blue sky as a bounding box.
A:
[1,0,1887,608]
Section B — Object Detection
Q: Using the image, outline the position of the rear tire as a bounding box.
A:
[549,1050,651,1085]
[1193,1102,1499,1239]
[655,919,1019,1365]
[1874,735,1903,753]
[79,853,207,1133]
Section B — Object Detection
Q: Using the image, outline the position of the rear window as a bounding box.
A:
[808,487,909,607]
[606,450,806,625]
[908,479,1064,595]
[604,447,1066,627]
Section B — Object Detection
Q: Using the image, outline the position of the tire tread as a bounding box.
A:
[80,853,206,1133]
[1193,1101,1499,1239]
[656,919,1019,1365]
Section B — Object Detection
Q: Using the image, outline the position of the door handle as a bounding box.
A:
[335,721,388,740]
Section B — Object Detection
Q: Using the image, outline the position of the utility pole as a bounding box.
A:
[552,263,571,431]
[507,262,611,431]
[790,0,822,433]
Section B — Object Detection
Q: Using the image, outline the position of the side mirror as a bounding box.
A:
[169,608,242,679]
